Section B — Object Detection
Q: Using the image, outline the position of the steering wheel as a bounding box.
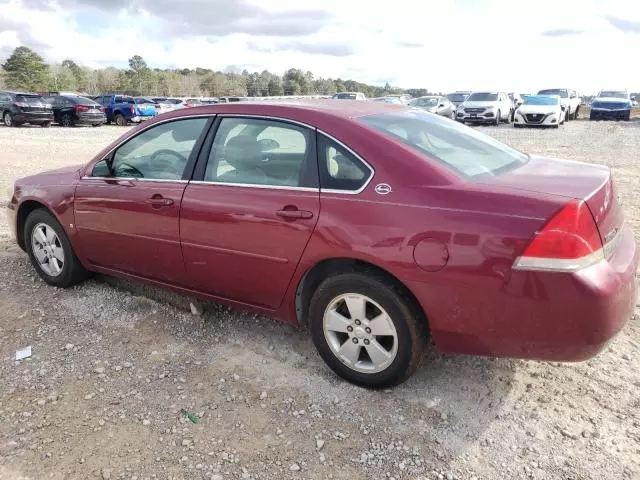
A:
[117,162,144,178]
[150,149,186,163]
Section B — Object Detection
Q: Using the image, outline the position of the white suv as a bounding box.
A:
[537,89,581,120]
[456,92,513,125]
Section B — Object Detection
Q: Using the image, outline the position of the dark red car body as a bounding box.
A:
[7,101,638,362]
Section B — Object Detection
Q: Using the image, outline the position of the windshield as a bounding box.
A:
[411,97,439,107]
[15,95,44,104]
[359,110,527,178]
[135,97,156,104]
[538,89,568,98]
[334,93,358,99]
[524,95,559,106]
[447,93,468,102]
[467,92,498,102]
[598,91,628,99]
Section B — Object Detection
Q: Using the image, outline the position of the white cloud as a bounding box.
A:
[1,0,640,94]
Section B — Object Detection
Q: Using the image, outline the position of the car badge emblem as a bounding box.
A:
[375,183,392,195]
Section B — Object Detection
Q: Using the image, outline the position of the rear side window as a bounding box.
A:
[359,110,528,178]
[318,134,371,192]
[15,95,43,104]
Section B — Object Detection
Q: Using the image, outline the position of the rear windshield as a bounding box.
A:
[467,92,498,101]
[15,95,44,104]
[135,97,156,104]
[73,96,98,105]
[538,89,568,98]
[359,110,528,178]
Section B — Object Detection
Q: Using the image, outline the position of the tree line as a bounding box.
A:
[0,46,433,98]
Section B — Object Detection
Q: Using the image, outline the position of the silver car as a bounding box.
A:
[456,91,514,126]
[409,96,455,118]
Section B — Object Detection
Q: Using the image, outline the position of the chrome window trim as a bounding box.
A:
[81,176,189,183]
[189,180,318,192]
[512,249,605,272]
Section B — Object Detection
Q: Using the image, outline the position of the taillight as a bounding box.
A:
[130,106,135,114]
[99,106,105,112]
[513,199,604,272]
[75,105,89,113]
[15,102,29,108]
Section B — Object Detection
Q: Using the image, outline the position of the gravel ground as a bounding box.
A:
[0,121,639,480]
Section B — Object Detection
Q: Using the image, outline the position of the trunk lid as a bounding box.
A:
[478,156,623,250]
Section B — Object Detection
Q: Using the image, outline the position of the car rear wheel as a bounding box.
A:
[115,113,127,126]
[41,121,52,128]
[25,209,90,288]
[3,111,15,127]
[573,105,580,120]
[309,272,427,388]
[495,110,501,126]
[61,113,74,127]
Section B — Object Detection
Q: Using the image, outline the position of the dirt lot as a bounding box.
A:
[0,120,639,480]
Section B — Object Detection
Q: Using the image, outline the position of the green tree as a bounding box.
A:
[267,79,283,95]
[2,46,50,91]
[61,59,87,90]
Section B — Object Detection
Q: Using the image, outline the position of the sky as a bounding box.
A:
[0,0,639,94]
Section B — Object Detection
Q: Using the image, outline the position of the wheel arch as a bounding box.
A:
[16,200,54,251]
[295,257,429,331]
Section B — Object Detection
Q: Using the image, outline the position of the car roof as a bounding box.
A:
[163,99,407,121]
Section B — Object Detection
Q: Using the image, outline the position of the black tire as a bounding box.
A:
[574,105,580,120]
[495,110,501,126]
[513,123,523,128]
[3,111,15,127]
[564,107,570,122]
[61,113,74,127]
[114,113,127,126]
[308,272,428,388]
[589,112,596,121]
[92,123,102,127]
[24,209,90,288]
[41,121,52,128]
[624,111,631,121]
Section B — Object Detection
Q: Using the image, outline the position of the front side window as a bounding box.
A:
[204,117,315,188]
[359,110,528,178]
[92,118,208,179]
[318,134,371,192]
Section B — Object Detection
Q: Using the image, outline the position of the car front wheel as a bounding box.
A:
[309,272,427,388]
[25,209,90,288]
[115,113,127,126]
[4,111,14,127]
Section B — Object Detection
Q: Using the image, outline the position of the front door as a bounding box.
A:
[74,116,210,283]
[180,116,320,309]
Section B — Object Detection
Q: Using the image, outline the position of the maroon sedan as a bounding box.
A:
[6,101,638,387]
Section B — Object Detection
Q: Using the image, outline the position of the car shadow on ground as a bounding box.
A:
[97,273,516,456]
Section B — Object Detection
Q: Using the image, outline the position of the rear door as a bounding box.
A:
[179,116,320,308]
[74,116,212,283]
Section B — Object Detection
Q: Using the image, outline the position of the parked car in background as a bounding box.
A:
[8,101,637,388]
[94,94,158,126]
[133,97,167,116]
[446,91,471,108]
[372,96,403,104]
[514,94,564,128]
[151,97,182,113]
[383,94,412,105]
[44,94,106,127]
[537,88,581,120]
[332,92,367,100]
[409,96,455,118]
[589,90,633,121]
[509,93,524,109]
[0,91,53,127]
[456,91,513,125]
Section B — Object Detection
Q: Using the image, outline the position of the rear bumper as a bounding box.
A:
[414,224,638,361]
[76,113,106,125]
[14,112,53,123]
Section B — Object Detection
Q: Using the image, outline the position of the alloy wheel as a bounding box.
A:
[4,112,12,127]
[30,222,65,277]
[322,293,398,374]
